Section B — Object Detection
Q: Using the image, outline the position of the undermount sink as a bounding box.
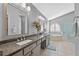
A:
[16,39,32,46]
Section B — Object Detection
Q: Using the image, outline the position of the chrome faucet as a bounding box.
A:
[21,35,26,40]
[17,35,26,42]
[21,37,23,41]
[23,35,26,40]
[17,38,20,42]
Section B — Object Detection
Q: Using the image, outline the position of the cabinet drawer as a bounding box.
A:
[32,45,41,56]
[37,39,41,45]
[24,43,36,55]
[13,50,23,56]
[30,42,36,49]
[24,45,32,55]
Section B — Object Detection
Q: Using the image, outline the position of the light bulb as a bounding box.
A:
[38,16,45,21]
[27,6,31,12]
[21,3,26,8]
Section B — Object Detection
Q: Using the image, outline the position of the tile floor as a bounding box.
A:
[40,36,75,56]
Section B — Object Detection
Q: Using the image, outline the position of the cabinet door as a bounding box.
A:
[46,35,50,47]
[41,40,46,49]
[32,45,41,56]
[24,45,32,55]
[13,50,23,56]
[24,43,36,55]
[37,39,41,45]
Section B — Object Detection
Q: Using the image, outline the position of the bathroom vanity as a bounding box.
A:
[0,34,49,56]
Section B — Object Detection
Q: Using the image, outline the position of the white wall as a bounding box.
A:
[0,4,2,39]
[75,3,79,56]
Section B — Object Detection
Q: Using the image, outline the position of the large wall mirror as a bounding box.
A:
[7,3,27,36]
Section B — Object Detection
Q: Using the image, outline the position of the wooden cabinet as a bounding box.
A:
[32,44,41,56]
[30,42,36,50]
[13,50,23,56]
[37,39,41,45]
[24,41,41,56]
[24,46,31,55]
[46,35,50,47]
[41,40,46,49]
[24,43,36,55]
[25,37,47,56]
[11,36,48,56]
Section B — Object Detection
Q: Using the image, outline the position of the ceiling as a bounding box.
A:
[33,3,74,20]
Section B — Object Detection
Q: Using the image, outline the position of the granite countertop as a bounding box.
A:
[0,34,49,56]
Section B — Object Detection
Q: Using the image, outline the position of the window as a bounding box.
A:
[51,23,61,32]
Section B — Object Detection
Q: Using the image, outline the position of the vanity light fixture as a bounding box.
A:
[27,6,31,12]
[38,16,45,21]
[21,3,26,8]
[26,5,31,15]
